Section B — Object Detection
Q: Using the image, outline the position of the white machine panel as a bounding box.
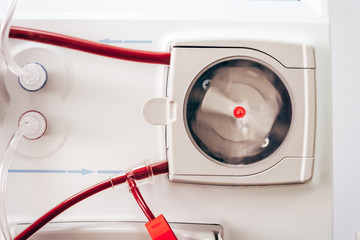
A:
[0,0,332,239]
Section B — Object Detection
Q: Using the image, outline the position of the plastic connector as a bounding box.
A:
[18,62,48,92]
[145,215,177,240]
[109,160,155,190]
[126,160,154,185]
[18,110,47,140]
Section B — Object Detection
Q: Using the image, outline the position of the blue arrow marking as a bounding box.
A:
[98,39,152,44]
[81,168,94,175]
[98,38,124,44]
[97,170,125,174]
[8,169,66,173]
[67,168,94,175]
[124,40,152,44]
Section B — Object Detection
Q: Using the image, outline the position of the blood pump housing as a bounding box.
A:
[143,41,316,185]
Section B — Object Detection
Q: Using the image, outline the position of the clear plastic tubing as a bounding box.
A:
[0,125,25,240]
[0,111,47,240]
[0,0,22,76]
[0,0,47,92]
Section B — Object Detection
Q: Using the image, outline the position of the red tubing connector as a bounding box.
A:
[126,161,177,239]
[127,177,155,221]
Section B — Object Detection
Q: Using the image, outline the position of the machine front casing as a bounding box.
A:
[0,0,332,239]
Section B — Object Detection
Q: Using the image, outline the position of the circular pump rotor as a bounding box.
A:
[185,59,292,165]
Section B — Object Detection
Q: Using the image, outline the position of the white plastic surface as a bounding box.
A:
[0,0,332,239]
[171,157,314,185]
[11,222,223,240]
[143,98,176,125]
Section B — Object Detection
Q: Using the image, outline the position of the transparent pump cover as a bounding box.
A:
[185,59,292,165]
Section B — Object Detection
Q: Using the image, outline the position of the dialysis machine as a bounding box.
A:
[0,0,332,239]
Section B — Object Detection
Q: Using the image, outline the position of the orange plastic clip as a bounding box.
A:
[145,214,177,240]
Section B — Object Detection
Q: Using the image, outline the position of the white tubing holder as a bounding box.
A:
[18,63,48,92]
